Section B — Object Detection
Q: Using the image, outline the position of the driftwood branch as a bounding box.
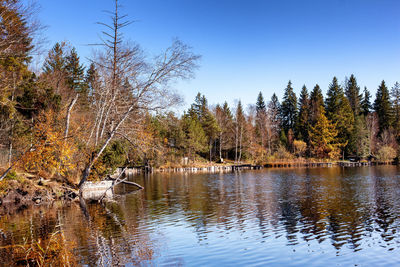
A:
[98,166,143,202]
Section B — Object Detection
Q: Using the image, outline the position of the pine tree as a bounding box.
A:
[268,93,281,129]
[65,48,86,92]
[325,77,354,156]
[281,80,298,133]
[309,84,324,124]
[353,115,370,158]
[202,110,220,162]
[65,48,88,108]
[391,82,400,138]
[374,80,393,134]
[181,113,208,162]
[235,100,246,162]
[267,93,281,152]
[255,92,267,154]
[41,42,71,97]
[360,87,372,117]
[215,102,234,160]
[325,77,342,116]
[189,94,221,161]
[42,42,67,74]
[256,91,266,112]
[189,92,204,119]
[345,74,361,116]
[296,85,310,142]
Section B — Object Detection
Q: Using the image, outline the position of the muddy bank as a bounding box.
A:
[0,178,78,215]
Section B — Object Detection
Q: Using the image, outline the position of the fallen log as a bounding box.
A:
[80,180,114,201]
[107,177,144,189]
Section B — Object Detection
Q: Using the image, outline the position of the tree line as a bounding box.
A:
[147,77,399,165]
[0,0,398,185]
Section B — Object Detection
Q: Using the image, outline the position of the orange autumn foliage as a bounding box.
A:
[18,111,76,177]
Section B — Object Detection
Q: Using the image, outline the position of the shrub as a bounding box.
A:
[273,145,294,160]
[376,145,396,161]
[293,140,307,157]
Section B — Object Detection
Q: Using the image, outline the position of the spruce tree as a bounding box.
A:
[256,92,266,113]
[353,115,370,158]
[296,85,310,142]
[189,92,206,120]
[269,93,281,127]
[325,77,354,156]
[255,92,267,152]
[267,93,281,152]
[360,87,372,117]
[345,74,361,116]
[65,48,86,92]
[202,110,220,162]
[181,113,207,161]
[235,100,246,162]
[188,94,220,161]
[215,102,234,160]
[374,80,393,134]
[281,80,298,133]
[42,42,67,74]
[391,82,400,138]
[309,84,324,124]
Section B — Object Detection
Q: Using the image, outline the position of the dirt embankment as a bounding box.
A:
[0,173,78,214]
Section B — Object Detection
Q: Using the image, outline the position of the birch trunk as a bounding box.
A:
[79,105,135,187]
[64,93,79,139]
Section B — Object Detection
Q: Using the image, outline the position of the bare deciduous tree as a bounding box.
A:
[79,0,200,187]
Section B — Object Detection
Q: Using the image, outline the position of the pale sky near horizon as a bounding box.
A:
[35,0,399,112]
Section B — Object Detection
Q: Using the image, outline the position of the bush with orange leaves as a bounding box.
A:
[18,110,77,178]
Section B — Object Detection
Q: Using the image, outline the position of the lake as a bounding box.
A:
[1,166,400,266]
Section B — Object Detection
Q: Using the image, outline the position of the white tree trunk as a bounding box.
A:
[64,93,79,139]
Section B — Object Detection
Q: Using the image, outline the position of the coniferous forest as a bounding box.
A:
[0,0,399,187]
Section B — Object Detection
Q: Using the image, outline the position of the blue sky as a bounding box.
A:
[37,0,399,111]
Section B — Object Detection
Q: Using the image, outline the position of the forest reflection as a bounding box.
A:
[1,166,400,265]
[129,166,400,252]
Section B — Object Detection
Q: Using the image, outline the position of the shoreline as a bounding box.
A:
[1,160,395,212]
[119,160,396,175]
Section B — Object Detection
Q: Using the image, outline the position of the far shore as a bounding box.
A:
[118,160,396,175]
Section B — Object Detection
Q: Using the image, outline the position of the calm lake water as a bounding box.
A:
[1,166,400,266]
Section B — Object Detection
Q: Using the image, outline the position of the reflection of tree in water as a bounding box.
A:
[270,167,400,252]
[2,167,400,264]
[371,167,400,249]
[138,168,400,253]
[0,197,157,266]
[77,197,156,266]
[0,205,77,265]
[297,170,327,243]
[276,172,301,246]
